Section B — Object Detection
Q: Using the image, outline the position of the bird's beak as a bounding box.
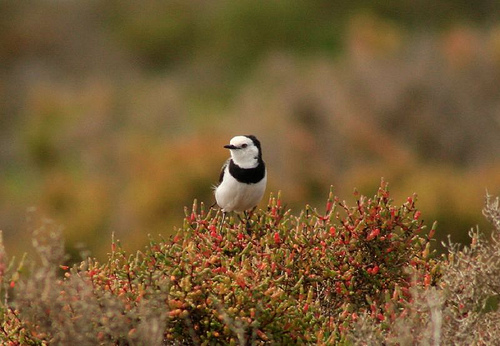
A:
[224,144,238,149]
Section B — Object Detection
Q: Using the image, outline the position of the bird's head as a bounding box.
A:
[224,135,262,169]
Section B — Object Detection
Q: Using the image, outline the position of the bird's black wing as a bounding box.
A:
[218,159,230,184]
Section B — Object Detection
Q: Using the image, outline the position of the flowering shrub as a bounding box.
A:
[5,181,498,345]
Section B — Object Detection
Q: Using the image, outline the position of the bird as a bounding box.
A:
[214,135,267,214]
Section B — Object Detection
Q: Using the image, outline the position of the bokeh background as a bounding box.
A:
[1,1,500,261]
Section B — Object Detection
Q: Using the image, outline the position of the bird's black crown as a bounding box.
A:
[245,135,262,158]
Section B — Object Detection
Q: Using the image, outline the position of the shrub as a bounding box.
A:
[0,181,450,345]
[348,194,500,345]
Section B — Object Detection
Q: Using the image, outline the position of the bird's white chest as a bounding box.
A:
[215,168,267,212]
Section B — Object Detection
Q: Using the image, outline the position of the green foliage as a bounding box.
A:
[348,194,500,345]
[0,182,442,345]
[2,1,500,261]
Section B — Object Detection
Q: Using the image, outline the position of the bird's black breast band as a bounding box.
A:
[229,160,266,184]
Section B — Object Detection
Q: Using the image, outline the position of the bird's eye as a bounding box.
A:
[241,143,248,148]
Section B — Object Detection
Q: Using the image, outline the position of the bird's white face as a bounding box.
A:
[226,136,260,169]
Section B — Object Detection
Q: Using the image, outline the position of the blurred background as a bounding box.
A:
[1,0,500,262]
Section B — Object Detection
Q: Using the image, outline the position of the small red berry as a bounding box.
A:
[303,303,309,313]
[414,211,421,220]
[329,227,336,237]
[274,232,281,244]
[366,228,380,241]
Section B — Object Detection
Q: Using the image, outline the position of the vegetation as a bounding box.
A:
[1,182,499,345]
[1,2,499,344]
[1,1,500,261]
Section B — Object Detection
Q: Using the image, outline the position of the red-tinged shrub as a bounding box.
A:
[0,181,441,345]
[348,194,500,345]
